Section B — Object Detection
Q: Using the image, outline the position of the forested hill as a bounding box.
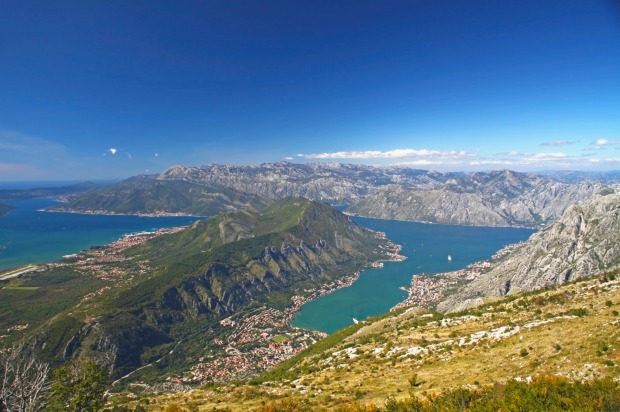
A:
[2,198,392,382]
[50,175,270,216]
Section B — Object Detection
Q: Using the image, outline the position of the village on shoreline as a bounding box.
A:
[44,206,197,218]
[2,200,525,386]
[392,242,523,311]
[2,218,409,385]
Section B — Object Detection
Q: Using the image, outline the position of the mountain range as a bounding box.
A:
[58,163,618,227]
[103,189,620,410]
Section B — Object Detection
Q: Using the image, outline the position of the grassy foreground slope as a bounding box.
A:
[125,269,620,411]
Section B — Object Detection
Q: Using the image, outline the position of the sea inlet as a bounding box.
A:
[0,198,199,271]
[292,216,534,334]
[1,198,534,335]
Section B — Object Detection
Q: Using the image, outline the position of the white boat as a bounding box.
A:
[352,317,359,324]
[448,254,452,261]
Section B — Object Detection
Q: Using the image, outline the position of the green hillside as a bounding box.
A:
[53,176,270,216]
[1,198,392,383]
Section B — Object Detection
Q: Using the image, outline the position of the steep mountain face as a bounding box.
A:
[158,162,406,204]
[59,162,616,227]
[346,172,609,227]
[437,191,620,313]
[31,199,390,378]
[159,164,613,227]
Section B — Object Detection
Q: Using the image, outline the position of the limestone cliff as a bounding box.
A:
[438,191,620,312]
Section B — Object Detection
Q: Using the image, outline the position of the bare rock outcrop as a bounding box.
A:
[438,192,620,313]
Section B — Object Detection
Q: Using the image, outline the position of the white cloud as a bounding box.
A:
[470,160,512,166]
[283,156,294,160]
[293,145,619,172]
[594,138,620,147]
[496,151,524,157]
[300,148,474,160]
[526,152,568,160]
[589,157,620,164]
[540,140,574,147]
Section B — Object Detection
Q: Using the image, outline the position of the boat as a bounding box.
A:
[448,254,452,261]
[352,317,359,324]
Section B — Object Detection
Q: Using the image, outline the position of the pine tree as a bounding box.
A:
[46,359,107,412]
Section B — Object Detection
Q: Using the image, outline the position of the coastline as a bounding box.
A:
[185,241,407,384]
[391,241,524,311]
[43,207,201,218]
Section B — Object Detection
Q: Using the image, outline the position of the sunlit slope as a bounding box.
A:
[54,175,270,216]
[140,269,620,411]
[439,191,620,313]
[3,198,388,381]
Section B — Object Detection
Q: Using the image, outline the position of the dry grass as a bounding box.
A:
[116,273,620,411]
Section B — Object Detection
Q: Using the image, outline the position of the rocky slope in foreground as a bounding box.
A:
[437,191,620,313]
[114,269,620,411]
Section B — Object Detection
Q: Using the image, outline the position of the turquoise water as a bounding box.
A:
[2,198,535,333]
[0,198,200,271]
[292,217,535,333]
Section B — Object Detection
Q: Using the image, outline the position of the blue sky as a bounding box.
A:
[1,0,619,181]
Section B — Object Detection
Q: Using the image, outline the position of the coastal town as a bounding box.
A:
[45,202,196,217]
[51,227,187,304]
[392,241,524,311]
[174,237,406,384]
[3,221,407,384]
[181,306,325,383]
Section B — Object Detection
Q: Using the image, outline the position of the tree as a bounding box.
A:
[46,359,107,412]
[0,343,50,412]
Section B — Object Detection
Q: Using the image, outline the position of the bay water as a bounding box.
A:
[0,198,199,271]
[1,197,535,335]
[291,216,534,333]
